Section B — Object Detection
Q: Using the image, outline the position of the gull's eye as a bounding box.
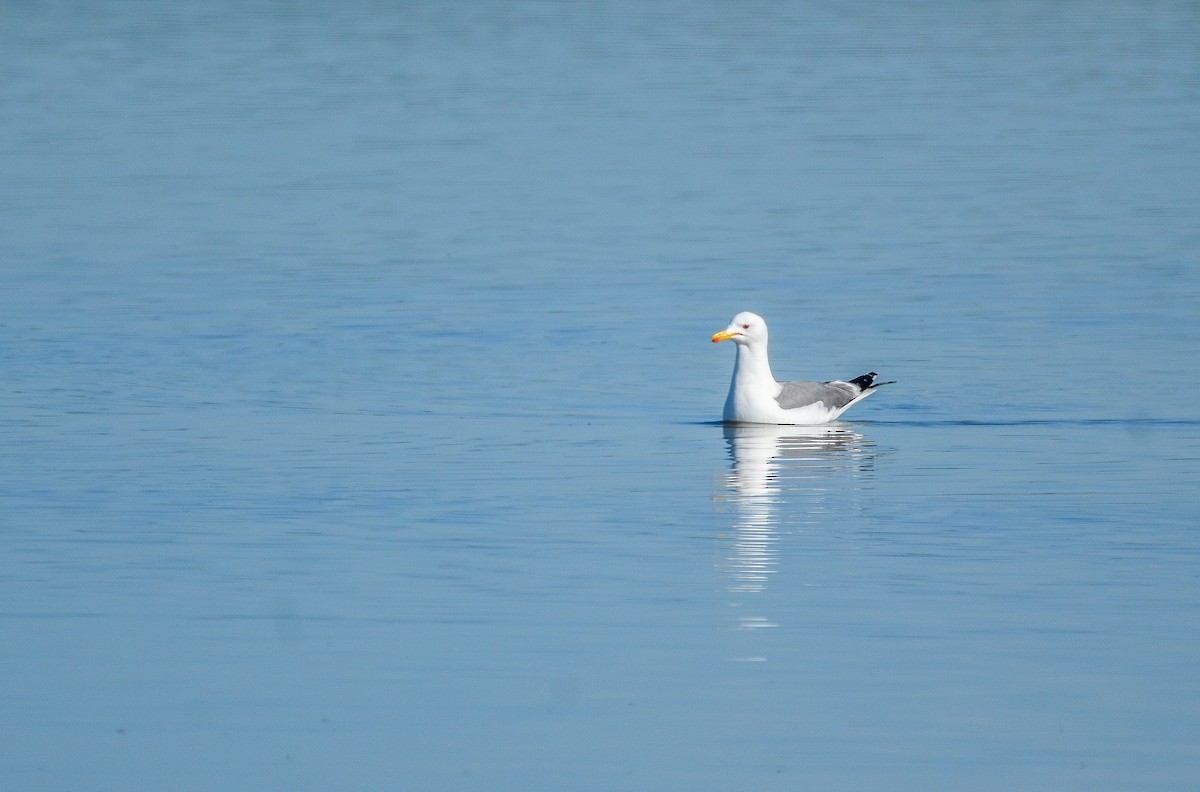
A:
[741,323,750,329]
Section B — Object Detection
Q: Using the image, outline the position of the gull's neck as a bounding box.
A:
[732,340,779,391]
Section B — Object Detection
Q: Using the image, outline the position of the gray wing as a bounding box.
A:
[774,379,861,410]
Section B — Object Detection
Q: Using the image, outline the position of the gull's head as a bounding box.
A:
[711,311,768,346]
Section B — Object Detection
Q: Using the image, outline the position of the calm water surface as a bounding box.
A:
[2,2,1199,790]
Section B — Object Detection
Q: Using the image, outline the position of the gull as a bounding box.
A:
[712,311,892,424]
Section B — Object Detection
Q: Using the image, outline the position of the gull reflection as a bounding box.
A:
[717,423,875,647]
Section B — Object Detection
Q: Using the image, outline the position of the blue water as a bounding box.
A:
[3,2,1199,790]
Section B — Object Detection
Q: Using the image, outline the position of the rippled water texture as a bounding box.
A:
[2,2,1199,790]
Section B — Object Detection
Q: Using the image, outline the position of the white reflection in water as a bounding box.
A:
[718,423,875,640]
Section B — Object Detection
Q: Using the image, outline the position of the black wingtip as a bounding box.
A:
[848,372,896,390]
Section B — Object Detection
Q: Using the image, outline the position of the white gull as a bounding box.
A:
[711,311,892,424]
